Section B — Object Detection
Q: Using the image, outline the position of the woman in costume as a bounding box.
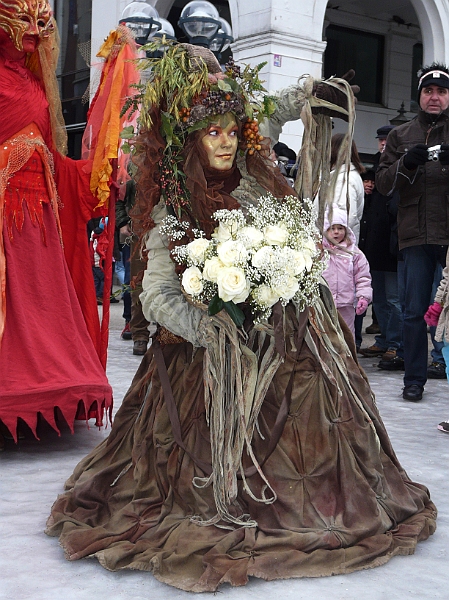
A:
[0,0,114,447]
[47,44,436,592]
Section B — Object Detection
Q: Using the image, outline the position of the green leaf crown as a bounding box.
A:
[123,40,277,215]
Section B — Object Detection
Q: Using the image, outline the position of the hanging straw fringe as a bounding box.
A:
[192,310,282,528]
[308,302,381,449]
[294,75,356,234]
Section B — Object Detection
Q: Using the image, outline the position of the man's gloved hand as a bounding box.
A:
[312,70,360,122]
[424,302,443,327]
[439,143,449,165]
[402,144,428,170]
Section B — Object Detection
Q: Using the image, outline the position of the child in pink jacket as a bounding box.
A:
[322,206,372,338]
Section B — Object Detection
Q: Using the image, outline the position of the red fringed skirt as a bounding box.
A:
[0,152,112,441]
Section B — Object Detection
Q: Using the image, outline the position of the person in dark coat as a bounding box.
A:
[359,154,403,369]
[377,64,449,401]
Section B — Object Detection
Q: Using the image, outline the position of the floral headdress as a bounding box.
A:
[124,40,277,216]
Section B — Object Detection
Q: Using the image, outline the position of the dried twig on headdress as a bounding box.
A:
[294,75,356,233]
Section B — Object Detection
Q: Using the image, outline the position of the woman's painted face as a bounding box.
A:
[201,113,239,171]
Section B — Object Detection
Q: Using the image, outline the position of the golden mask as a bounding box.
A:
[0,0,54,51]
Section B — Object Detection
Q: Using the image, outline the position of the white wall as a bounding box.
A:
[91,0,130,60]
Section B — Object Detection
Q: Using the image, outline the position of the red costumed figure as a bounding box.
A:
[0,0,126,446]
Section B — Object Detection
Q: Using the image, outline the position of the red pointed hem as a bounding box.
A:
[0,385,113,442]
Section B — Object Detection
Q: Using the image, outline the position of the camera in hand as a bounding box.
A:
[428,145,442,161]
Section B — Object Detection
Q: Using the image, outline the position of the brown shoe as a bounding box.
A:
[380,349,396,361]
[360,344,385,357]
[133,340,148,356]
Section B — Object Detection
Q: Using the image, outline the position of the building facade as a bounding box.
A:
[52,0,449,157]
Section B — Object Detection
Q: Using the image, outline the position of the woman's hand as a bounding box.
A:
[312,70,360,122]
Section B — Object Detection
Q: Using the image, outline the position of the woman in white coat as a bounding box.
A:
[330,133,365,243]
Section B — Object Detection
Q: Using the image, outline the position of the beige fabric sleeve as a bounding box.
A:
[434,266,449,306]
[140,202,205,347]
[258,85,306,146]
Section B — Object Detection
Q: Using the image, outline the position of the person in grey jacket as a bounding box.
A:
[376,63,449,402]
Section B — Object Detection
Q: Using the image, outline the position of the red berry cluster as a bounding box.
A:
[243,119,263,155]
[157,159,185,202]
[179,107,191,123]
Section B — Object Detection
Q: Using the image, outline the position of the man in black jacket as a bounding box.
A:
[376,63,449,401]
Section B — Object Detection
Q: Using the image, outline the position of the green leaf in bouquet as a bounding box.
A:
[208,294,224,316]
[217,78,233,92]
[223,301,245,328]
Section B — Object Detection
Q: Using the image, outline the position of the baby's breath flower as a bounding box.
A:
[162,194,324,323]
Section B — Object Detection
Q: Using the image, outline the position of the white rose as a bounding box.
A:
[302,239,316,270]
[203,256,224,283]
[304,253,313,271]
[274,276,299,300]
[254,284,279,308]
[283,248,306,276]
[263,223,289,246]
[217,267,249,303]
[252,245,274,269]
[186,237,211,265]
[303,239,317,254]
[211,222,234,243]
[238,226,264,248]
[232,279,251,304]
[216,240,248,267]
[182,266,203,296]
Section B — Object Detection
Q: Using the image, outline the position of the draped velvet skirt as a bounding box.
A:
[46,296,436,592]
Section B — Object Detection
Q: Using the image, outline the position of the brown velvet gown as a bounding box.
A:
[46,292,436,592]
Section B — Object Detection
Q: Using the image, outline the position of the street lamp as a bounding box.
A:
[209,17,233,61]
[153,18,176,41]
[119,1,161,46]
[178,0,221,47]
[389,102,409,126]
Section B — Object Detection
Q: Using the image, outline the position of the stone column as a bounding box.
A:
[230,0,328,152]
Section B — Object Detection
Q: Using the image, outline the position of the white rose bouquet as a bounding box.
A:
[160,194,324,327]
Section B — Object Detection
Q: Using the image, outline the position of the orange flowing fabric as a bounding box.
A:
[82,26,140,208]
